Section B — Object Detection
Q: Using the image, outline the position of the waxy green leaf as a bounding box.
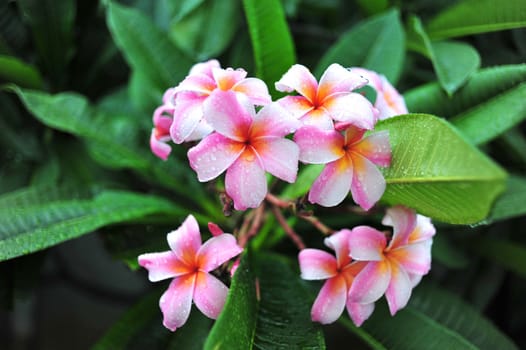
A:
[471,237,526,280]
[242,0,296,95]
[377,114,507,224]
[488,176,526,222]
[0,55,43,89]
[316,8,405,84]
[427,0,526,39]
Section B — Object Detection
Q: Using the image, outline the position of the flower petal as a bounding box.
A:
[250,103,301,138]
[309,157,352,207]
[170,97,206,144]
[150,129,172,161]
[275,64,318,103]
[324,229,352,268]
[189,59,221,76]
[197,234,243,272]
[225,148,267,210]
[311,275,347,324]
[352,130,391,167]
[193,271,229,319]
[346,302,375,327]
[294,126,345,164]
[349,153,386,211]
[203,90,253,141]
[382,206,417,249]
[317,63,368,102]
[185,119,214,142]
[276,95,314,119]
[348,226,387,262]
[410,215,436,243]
[138,251,191,281]
[375,75,408,119]
[233,77,272,105]
[167,215,202,266]
[323,93,377,130]
[188,133,245,182]
[385,262,412,315]
[212,67,247,91]
[175,73,216,95]
[348,260,391,304]
[389,240,432,275]
[253,137,299,183]
[298,249,338,280]
[300,108,334,130]
[159,274,196,331]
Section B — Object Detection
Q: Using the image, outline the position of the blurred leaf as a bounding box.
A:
[0,187,184,261]
[432,234,469,269]
[404,64,526,118]
[242,0,296,95]
[407,16,480,95]
[170,0,240,60]
[377,114,507,224]
[316,8,405,84]
[500,128,526,165]
[355,0,389,16]
[205,253,325,349]
[94,289,212,350]
[338,317,387,350]
[204,251,257,349]
[0,55,43,89]
[410,285,519,350]
[160,0,205,24]
[488,176,526,222]
[427,0,526,39]
[128,71,164,113]
[280,164,323,200]
[471,237,526,279]
[451,83,526,145]
[107,2,193,91]
[17,0,75,88]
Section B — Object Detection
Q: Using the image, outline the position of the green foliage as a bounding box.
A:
[0,55,43,89]
[377,114,507,224]
[316,9,405,84]
[489,176,526,222]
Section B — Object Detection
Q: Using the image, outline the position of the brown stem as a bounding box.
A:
[298,213,334,236]
[265,193,294,209]
[270,205,306,250]
[238,204,266,248]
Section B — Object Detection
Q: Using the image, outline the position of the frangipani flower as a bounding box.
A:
[150,88,176,160]
[294,125,391,210]
[275,63,378,130]
[188,90,300,210]
[352,67,408,120]
[170,59,271,143]
[298,229,374,325]
[138,215,243,331]
[347,206,436,316]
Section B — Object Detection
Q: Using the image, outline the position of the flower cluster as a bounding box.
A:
[299,205,435,326]
[150,60,403,211]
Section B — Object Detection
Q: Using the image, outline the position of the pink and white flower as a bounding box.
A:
[138,215,243,332]
[275,63,378,130]
[150,88,176,160]
[294,125,391,210]
[188,90,300,210]
[347,206,436,317]
[170,59,271,143]
[298,229,373,326]
[352,67,408,120]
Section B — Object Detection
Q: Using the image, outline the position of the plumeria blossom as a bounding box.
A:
[275,63,378,130]
[347,206,436,317]
[138,215,243,331]
[298,229,374,326]
[294,125,391,210]
[170,59,271,143]
[352,67,408,119]
[150,88,176,160]
[188,90,301,210]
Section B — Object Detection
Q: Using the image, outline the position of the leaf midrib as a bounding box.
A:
[386,175,505,184]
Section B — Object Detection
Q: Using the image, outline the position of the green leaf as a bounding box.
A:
[0,187,184,261]
[409,285,519,350]
[451,83,526,145]
[205,253,325,349]
[316,8,405,84]
[355,0,389,16]
[17,0,75,87]
[432,234,469,269]
[404,64,526,120]
[376,114,507,224]
[242,0,296,93]
[280,164,323,200]
[204,252,258,349]
[169,0,240,60]
[471,237,526,279]
[489,176,526,222]
[107,2,193,91]
[407,16,480,95]
[427,0,526,39]
[0,55,43,89]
